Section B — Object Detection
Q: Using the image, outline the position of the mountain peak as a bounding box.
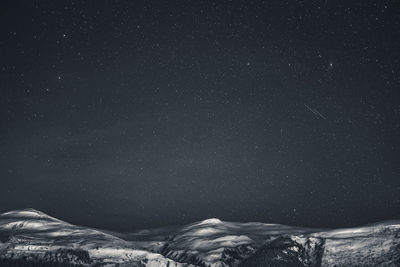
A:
[0,208,58,221]
[199,218,223,225]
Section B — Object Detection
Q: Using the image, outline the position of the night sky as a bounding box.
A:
[1,0,400,231]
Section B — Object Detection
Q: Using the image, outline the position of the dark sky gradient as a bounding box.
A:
[1,0,400,231]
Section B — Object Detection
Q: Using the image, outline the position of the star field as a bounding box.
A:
[1,0,400,231]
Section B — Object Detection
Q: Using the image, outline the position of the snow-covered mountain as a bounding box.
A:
[0,209,186,266]
[0,209,399,266]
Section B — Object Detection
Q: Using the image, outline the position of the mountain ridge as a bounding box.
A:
[1,208,399,266]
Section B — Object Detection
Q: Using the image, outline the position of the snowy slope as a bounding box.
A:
[0,209,399,266]
[123,218,319,266]
[0,209,190,266]
[314,222,400,266]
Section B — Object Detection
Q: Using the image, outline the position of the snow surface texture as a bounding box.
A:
[0,209,399,266]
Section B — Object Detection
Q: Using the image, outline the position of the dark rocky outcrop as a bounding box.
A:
[240,236,325,267]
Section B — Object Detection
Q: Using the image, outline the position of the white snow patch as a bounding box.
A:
[198,218,223,225]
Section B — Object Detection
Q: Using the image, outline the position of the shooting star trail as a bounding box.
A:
[182,136,200,146]
[304,104,327,120]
